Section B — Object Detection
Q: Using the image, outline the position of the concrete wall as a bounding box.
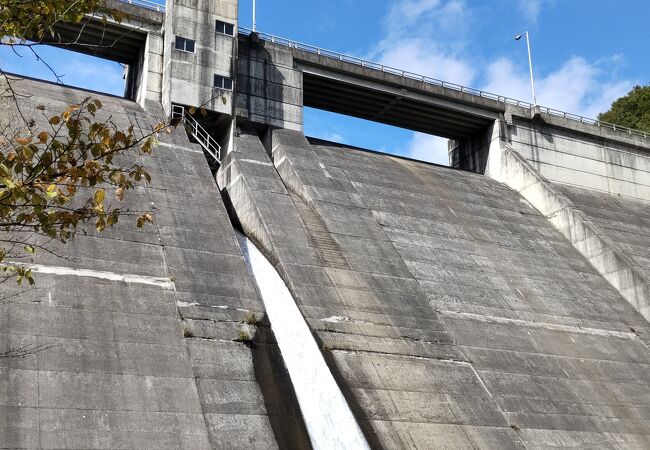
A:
[487,139,650,323]
[509,116,650,201]
[236,36,303,131]
[0,76,310,449]
[162,0,237,115]
[135,30,165,108]
[218,125,650,449]
[449,119,504,171]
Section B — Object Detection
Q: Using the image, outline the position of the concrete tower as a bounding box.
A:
[162,0,238,116]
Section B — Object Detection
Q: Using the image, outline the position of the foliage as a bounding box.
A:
[0,96,160,284]
[234,330,253,346]
[598,85,650,133]
[0,0,124,44]
[243,311,259,325]
[0,1,162,285]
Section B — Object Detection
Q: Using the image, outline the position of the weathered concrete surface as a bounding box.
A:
[163,0,237,115]
[557,184,650,299]
[0,78,307,449]
[219,126,650,449]
[236,36,304,131]
[508,117,650,201]
[488,142,650,323]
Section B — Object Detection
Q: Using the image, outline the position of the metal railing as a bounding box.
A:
[118,0,165,12]
[239,27,648,140]
[171,105,222,163]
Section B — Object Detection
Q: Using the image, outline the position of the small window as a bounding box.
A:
[214,75,233,90]
[215,20,235,36]
[175,37,195,53]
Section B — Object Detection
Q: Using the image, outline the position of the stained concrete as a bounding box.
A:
[487,141,650,324]
[219,125,650,449]
[554,183,650,325]
[0,77,309,449]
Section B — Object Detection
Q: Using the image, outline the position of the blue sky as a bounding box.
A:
[2,0,648,164]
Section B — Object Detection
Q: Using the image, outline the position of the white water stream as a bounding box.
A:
[236,231,370,450]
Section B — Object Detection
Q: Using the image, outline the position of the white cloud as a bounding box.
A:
[483,56,632,118]
[367,0,473,165]
[370,0,474,84]
[516,0,544,23]
[403,133,450,165]
[383,0,467,39]
[320,132,345,143]
[375,38,475,86]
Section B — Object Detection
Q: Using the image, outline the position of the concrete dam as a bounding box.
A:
[1,0,650,448]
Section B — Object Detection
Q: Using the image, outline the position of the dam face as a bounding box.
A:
[1,1,650,448]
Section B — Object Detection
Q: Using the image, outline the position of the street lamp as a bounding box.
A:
[515,31,537,106]
[252,0,257,32]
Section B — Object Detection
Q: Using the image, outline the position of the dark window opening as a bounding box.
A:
[214,75,233,90]
[175,37,195,53]
[216,20,235,36]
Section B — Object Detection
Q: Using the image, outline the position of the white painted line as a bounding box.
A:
[4,262,175,289]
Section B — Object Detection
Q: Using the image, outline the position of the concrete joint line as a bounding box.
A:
[274,155,288,167]
[331,348,469,365]
[240,158,273,166]
[157,141,201,153]
[5,262,175,289]
[223,174,243,191]
[176,301,251,313]
[439,310,638,341]
[467,364,494,398]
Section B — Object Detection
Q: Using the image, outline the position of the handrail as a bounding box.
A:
[238,27,649,140]
[171,105,222,163]
[117,0,165,12]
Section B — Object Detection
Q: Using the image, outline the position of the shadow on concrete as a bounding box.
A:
[252,318,313,450]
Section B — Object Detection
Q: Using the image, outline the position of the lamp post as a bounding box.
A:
[252,0,257,32]
[515,31,537,106]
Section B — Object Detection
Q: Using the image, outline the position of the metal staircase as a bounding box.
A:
[171,105,222,164]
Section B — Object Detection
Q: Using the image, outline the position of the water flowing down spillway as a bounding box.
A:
[236,231,370,450]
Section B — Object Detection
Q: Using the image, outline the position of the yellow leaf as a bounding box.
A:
[94,189,105,204]
[49,116,61,125]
